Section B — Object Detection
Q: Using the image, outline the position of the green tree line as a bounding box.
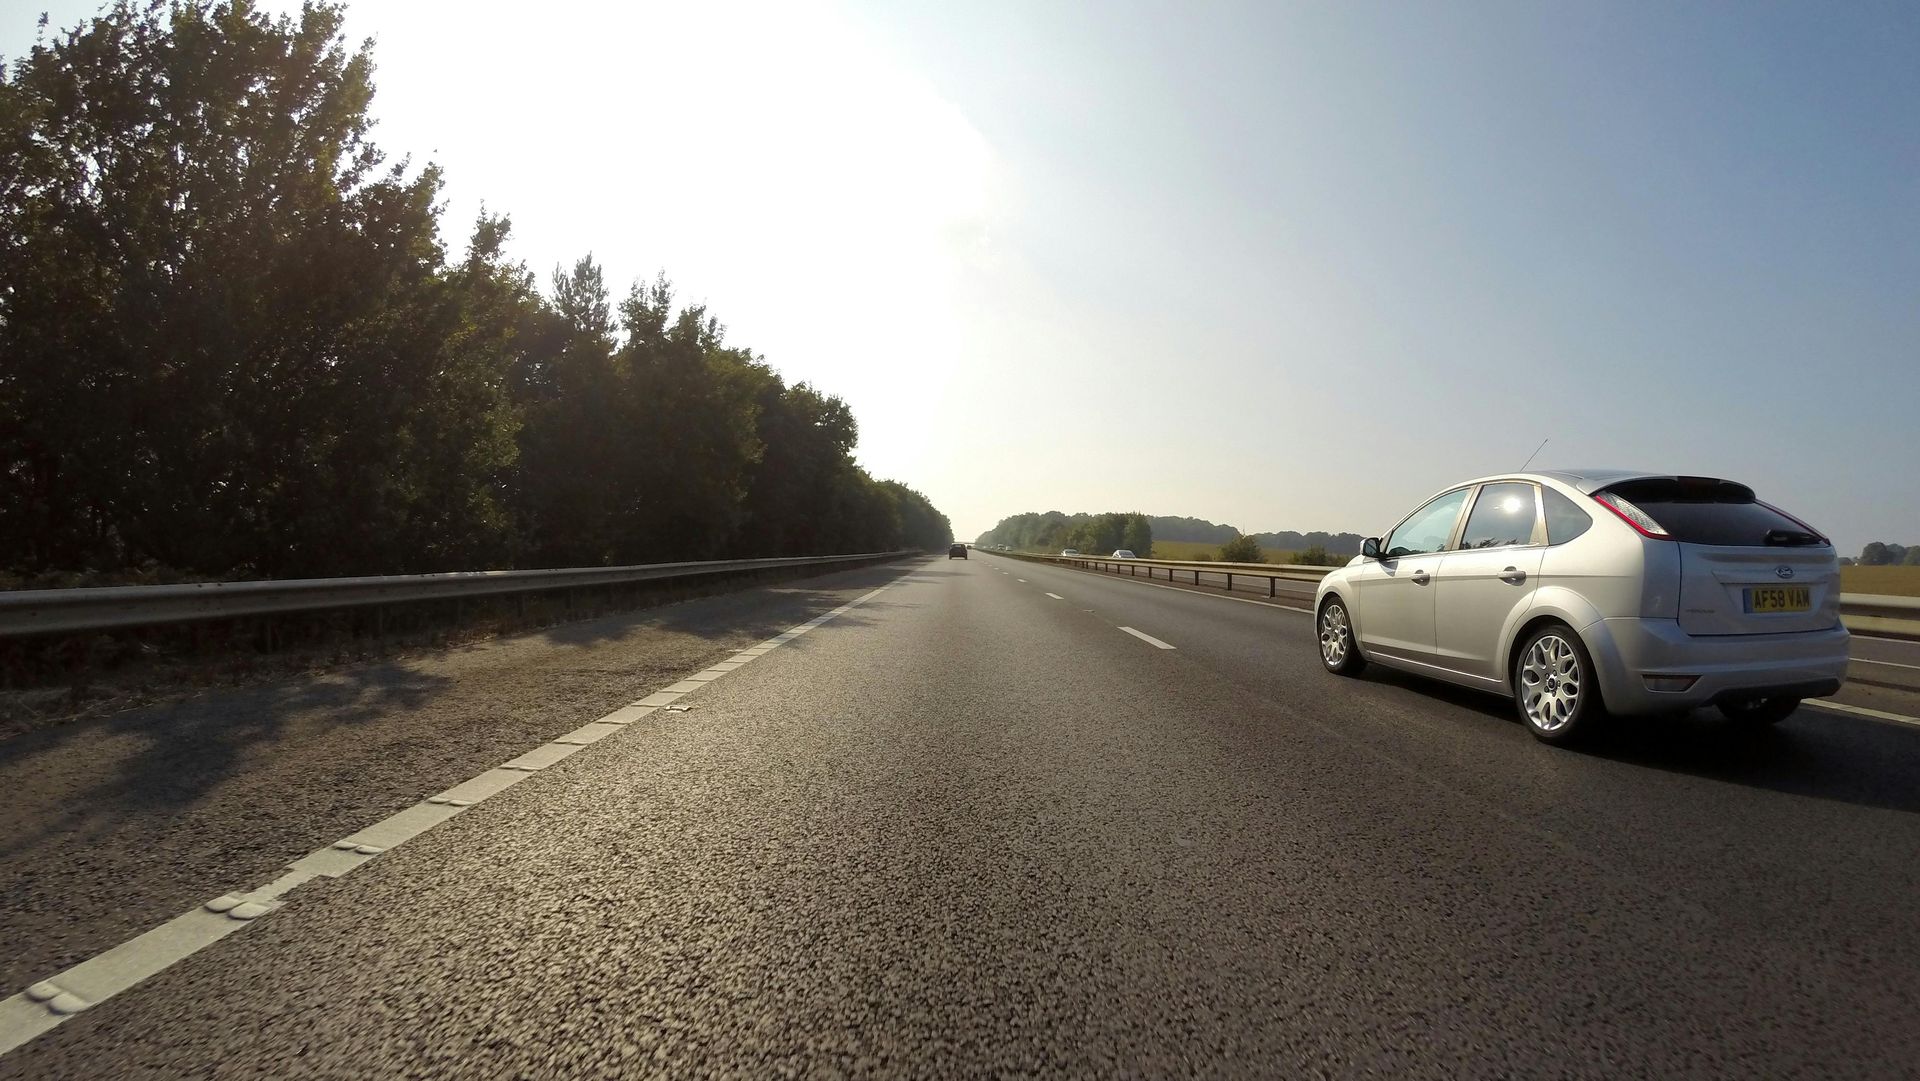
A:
[0,2,950,584]
[1853,543,1920,567]
[976,511,1153,557]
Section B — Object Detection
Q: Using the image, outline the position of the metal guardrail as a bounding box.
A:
[984,549,1920,639]
[993,550,1332,598]
[0,552,915,637]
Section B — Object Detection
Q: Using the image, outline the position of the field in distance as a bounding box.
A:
[1842,565,1920,597]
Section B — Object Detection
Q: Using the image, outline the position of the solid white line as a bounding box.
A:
[0,579,900,1058]
[1851,633,1920,646]
[1119,626,1177,650]
[1807,699,1920,728]
[1045,593,1064,600]
[1853,657,1920,672]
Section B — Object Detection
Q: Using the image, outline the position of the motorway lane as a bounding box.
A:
[6,555,1920,1076]
[1052,556,1920,702]
[980,553,1920,963]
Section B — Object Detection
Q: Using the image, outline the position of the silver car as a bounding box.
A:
[1313,470,1848,744]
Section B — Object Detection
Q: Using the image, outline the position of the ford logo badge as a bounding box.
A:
[1775,566,1794,580]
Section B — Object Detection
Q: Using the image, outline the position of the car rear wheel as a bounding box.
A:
[1318,598,1366,676]
[1514,624,1601,745]
[1717,696,1800,726]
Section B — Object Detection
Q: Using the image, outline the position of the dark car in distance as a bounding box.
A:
[948,544,968,559]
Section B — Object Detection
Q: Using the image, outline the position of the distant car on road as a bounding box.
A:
[1110,549,1137,559]
[1061,548,1080,556]
[948,544,967,559]
[1313,470,1847,744]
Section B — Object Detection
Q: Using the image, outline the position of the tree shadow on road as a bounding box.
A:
[533,562,926,649]
[0,662,454,860]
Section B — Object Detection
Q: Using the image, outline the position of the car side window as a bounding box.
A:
[1384,488,1470,558]
[1542,486,1593,545]
[1459,482,1540,549]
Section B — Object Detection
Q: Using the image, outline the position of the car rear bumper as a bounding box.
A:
[1582,617,1849,715]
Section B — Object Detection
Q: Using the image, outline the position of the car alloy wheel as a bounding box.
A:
[1518,631,1586,737]
[1319,599,1365,675]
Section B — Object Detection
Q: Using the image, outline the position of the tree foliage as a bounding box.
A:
[1218,534,1261,563]
[975,512,1153,557]
[1858,542,1916,566]
[0,2,949,581]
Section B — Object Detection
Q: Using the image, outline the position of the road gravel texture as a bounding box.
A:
[5,555,1920,1078]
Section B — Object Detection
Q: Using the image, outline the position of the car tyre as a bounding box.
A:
[1317,597,1367,676]
[1513,623,1602,745]
[1717,696,1799,727]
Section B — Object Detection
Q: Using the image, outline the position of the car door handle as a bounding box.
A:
[1411,571,1431,585]
[1500,567,1527,584]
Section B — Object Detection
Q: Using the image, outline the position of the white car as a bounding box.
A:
[1061,548,1080,556]
[1111,549,1137,559]
[1313,470,1847,744]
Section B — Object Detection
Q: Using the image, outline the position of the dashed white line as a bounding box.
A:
[1807,699,1920,729]
[0,581,899,1057]
[1045,593,1064,600]
[1016,578,1027,583]
[1119,626,1177,650]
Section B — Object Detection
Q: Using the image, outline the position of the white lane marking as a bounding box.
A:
[1851,633,1920,646]
[1807,699,1920,729]
[1045,593,1064,600]
[0,581,899,1058]
[1016,578,1027,582]
[1119,626,1177,650]
[1853,657,1920,672]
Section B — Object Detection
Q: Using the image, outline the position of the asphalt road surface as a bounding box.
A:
[4,553,1920,1078]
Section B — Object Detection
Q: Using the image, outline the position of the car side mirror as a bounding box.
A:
[1361,537,1382,560]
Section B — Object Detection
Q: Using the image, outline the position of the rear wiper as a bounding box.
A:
[1764,529,1822,547]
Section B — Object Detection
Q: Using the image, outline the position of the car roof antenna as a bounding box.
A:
[1518,437,1549,472]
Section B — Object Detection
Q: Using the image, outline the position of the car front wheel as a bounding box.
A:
[1318,598,1366,676]
[1513,624,1601,745]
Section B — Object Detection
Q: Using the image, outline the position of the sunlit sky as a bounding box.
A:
[8,1,1917,550]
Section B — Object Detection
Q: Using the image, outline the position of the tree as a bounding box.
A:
[0,0,516,576]
[1862,542,1893,566]
[1905,547,1920,567]
[1219,534,1262,563]
[0,2,950,582]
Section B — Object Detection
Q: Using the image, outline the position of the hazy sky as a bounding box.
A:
[7,1,1916,550]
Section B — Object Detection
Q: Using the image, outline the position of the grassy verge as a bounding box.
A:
[1842,565,1920,597]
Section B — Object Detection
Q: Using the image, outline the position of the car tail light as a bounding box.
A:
[1593,492,1671,538]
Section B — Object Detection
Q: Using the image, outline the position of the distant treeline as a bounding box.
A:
[0,2,950,585]
[976,512,1154,557]
[1848,543,1920,567]
[1149,516,1363,556]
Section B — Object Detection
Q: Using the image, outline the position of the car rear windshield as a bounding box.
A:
[1598,477,1825,547]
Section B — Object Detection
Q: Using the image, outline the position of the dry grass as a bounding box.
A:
[1841,565,1920,597]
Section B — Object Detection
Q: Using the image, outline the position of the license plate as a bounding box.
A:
[1745,586,1811,614]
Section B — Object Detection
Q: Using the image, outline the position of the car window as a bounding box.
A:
[1598,477,1825,547]
[1384,488,1470,557]
[1542,487,1593,545]
[1459,482,1539,549]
